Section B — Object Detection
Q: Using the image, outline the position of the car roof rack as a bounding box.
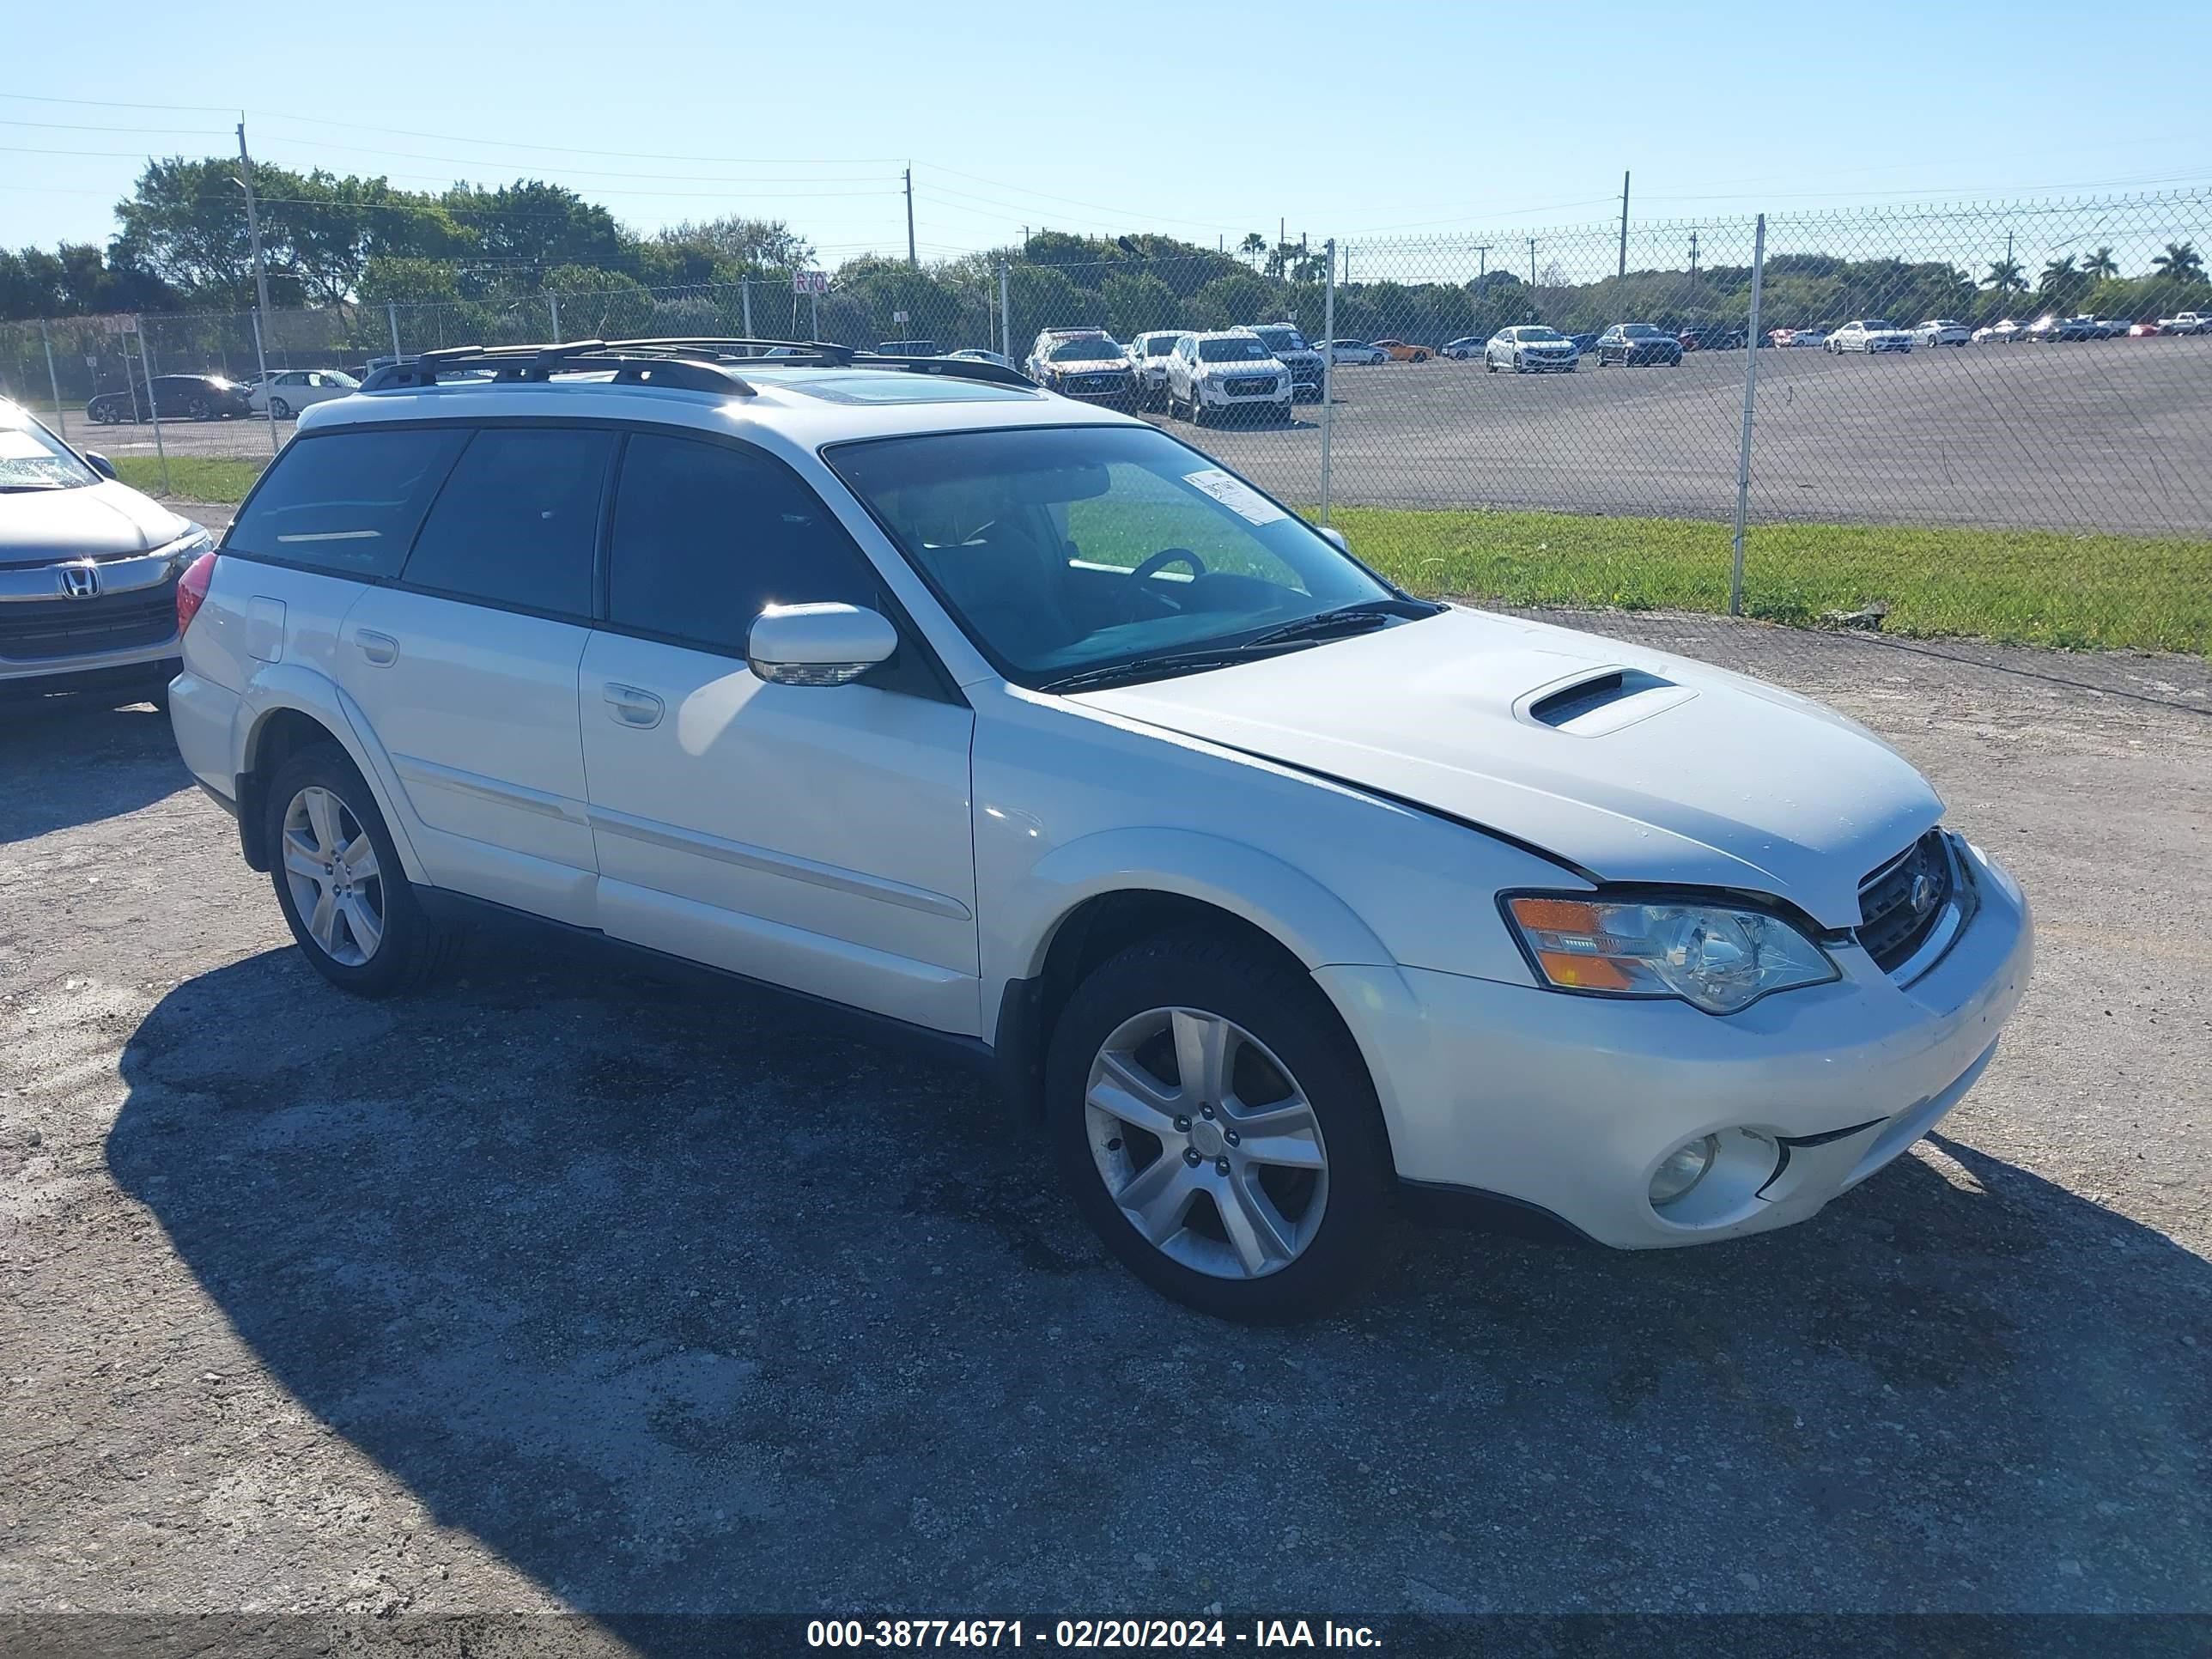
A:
[360,337,1036,395]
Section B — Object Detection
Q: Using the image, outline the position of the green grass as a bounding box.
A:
[111,454,268,505]
[1323,507,2212,658]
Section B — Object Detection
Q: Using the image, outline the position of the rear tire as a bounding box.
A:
[269,396,293,419]
[1046,926,1392,1322]
[264,743,454,998]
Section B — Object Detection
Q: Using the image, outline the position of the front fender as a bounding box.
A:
[234,664,430,884]
[998,826,1395,986]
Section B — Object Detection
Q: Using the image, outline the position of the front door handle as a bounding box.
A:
[356,629,399,666]
[603,682,664,729]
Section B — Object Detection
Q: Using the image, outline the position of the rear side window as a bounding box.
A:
[606,433,880,655]
[225,427,466,577]
[400,427,615,617]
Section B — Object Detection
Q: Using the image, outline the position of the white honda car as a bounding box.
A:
[167,339,2032,1322]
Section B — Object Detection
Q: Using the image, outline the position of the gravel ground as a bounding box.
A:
[2,613,2208,1651]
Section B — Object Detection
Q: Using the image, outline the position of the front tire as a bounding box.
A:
[264,743,454,997]
[269,396,293,419]
[1046,927,1392,1322]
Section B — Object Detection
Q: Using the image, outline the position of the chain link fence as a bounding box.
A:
[4,191,2207,659]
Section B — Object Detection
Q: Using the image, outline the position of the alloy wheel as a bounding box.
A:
[280,786,385,966]
[1084,1006,1329,1280]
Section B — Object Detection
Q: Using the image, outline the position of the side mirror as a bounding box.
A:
[746,602,897,687]
[1316,525,1350,555]
[83,452,117,480]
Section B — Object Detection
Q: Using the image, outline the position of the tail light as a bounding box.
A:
[176,550,217,636]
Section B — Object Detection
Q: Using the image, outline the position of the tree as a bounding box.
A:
[1983,258,2027,294]
[2082,246,2119,282]
[2037,255,2087,313]
[1184,271,1283,331]
[1238,232,1267,270]
[2151,241,2203,283]
[438,180,625,287]
[653,216,812,279]
[1101,270,1179,337]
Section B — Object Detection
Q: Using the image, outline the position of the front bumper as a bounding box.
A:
[1318,840,2033,1249]
[0,632,182,690]
[1194,380,1292,411]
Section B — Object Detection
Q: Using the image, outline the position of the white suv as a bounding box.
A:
[1127,330,1183,411]
[1164,330,1294,425]
[169,338,2032,1322]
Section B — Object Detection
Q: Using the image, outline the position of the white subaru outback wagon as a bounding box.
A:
[168,338,2032,1322]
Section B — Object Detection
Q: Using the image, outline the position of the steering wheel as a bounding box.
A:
[1122,547,1206,617]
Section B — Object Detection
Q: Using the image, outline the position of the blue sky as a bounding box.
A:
[6,0,2208,265]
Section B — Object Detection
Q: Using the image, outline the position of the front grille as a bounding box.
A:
[1856,830,1954,974]
[1224,375,1278,396]
[0,582,178,662]
[1069,374,1125,394]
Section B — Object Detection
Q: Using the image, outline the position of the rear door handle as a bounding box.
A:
[356,629,398,666]
[603,683,664,729]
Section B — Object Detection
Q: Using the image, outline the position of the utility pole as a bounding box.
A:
[1474,244,1490,284]
[1618,170,1631,278]
[904,166,917,268]
[236,117,278,454]
[1689,229,1700,284]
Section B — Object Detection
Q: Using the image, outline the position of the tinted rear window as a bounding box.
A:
[400,427,614,617]
[224,427,467,577]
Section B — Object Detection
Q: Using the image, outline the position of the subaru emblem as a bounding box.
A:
[59,564,100,599]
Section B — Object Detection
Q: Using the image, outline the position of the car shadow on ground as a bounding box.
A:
[107,937,2211,1628]
[0,696,191,843]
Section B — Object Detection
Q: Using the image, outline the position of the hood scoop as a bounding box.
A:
[1520,666,1696,737]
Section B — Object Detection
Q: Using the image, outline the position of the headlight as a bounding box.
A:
[162,525,216,566]
[1504,894,1838,1015]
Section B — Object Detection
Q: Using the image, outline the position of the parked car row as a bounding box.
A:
[82,366,363,424]
[1024,326,1325,422]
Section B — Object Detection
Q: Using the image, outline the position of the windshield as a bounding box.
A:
[1516,328,1566,342]
[324,369,361,387]
[1252,328,1307,351]
[1621,325,1663,337]
[0,410,97,490]
[829,424,1394,685]
[1048,337,1119,362]
[1199,337,1270,362]
[1142,337,1178,356]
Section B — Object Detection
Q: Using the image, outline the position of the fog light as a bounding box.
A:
[1650,1135,1719,1206]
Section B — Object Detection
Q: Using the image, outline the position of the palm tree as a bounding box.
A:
[2082,246,2119,281]
[1983,257,2027,293]
[1237,232,1267,271]
[2151,241,2204,283]
[2039,255,2076,291]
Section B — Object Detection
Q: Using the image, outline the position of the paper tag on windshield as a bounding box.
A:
[1183,467,1286,526]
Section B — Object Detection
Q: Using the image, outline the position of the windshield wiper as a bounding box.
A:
[1037,646,1305,696]
[1240,597,1440,649]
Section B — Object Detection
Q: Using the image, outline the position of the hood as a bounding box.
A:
[1073,606,1941,927]
[1048,357,1129,374]
[1202,358,1285,375]
[0,480,191,567]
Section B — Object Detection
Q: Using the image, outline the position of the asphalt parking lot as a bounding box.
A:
[67,337,2212,538]
[1170,338,2212,536]
[3,611,2207,1645]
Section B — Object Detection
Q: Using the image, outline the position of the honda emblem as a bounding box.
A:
[59,564,100,599]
